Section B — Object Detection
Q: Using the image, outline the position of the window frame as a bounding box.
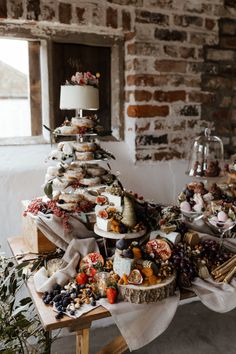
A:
[0,24,124,145]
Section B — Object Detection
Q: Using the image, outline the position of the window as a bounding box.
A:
[0,38,42,144]
[0,39,30,137]
[51,42,111,133]
[49,32,124,140]
[0,25,124,144]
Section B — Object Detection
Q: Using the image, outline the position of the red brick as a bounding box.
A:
[184,77,200,87]
[206,48,235,61]
[183,2,212,14]
[41,4,55,21]
[124,31,135,41]
[154,90,186,102]
[127,74,165,86]
[154,120,166,130]
[203,77,232,90]
[188,91,216,104]
[155,28,187,42]
[26,0,40,20]
[220,36,236,49]
[136,134,168,146]
[108,0,142,4]
[122,9,131,31]
[0,0,7,18]
[146,0,172,9]
[187,119,198,129]
[127,105,169,118]
[136,10,169,26]
[190,33,206,46]
[153,149,183,161]
[220,96,232,108]
[170,136,184,145]
[198,48,203,60]
[173,15,203,28]
[9,0,23,18]
[128,42,162,56]
[59,3,71,24]
[127,43,135,54]
[163,45,178,57]
[168,120,186,131]
[225,0,236,8]
[76,7,85,23]
[179,47,195,59]
[106,7,117,28]
[155,60,187,73]
[221,20,236,35]
[136,152,152,161]
[134,90,152,101]
[205,18,216,30]
[135,122,151,133]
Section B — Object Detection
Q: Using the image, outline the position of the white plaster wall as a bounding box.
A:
[0,142,190,255]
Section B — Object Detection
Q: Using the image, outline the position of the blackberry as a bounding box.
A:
[55,312,64,320]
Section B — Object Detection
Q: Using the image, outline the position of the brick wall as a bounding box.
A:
[0,0,236,161]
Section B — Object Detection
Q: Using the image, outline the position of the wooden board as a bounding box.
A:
[22,201,56,253]
[119,274,176,304]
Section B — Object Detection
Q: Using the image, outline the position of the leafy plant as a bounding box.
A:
[0,254,54,354]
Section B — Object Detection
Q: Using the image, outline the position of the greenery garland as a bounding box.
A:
[0,253,58,354]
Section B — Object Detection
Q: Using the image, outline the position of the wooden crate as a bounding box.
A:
[22,201,57,253]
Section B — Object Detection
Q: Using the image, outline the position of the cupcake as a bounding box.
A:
[80,176,101,186]
[71,117,95,129]
[64,168,85,181]
[75,151,94,161]
[73,142,97,152]
[55,125,78,135]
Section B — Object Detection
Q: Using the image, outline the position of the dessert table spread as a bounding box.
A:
[8,236,195,354]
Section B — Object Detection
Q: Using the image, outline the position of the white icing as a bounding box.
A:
[96,216,112,231]
[102,192,122,207]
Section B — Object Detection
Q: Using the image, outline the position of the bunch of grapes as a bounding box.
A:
[170,243,197,287]
[196,239,233,268]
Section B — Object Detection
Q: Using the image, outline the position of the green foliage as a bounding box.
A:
[44,181,53,200]
[0,255,53,354]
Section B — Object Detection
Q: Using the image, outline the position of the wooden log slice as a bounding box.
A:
[118,274,176,304]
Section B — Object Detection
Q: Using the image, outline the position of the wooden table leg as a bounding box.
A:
[76,328,90,354]
[96,335,128,354]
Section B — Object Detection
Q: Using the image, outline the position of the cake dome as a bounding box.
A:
[186,128,224,178]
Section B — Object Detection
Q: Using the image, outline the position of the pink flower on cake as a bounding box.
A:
[67,71,99,88]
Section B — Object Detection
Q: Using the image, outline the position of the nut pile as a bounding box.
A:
[42,282,100,320]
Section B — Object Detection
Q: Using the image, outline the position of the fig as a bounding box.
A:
[116,238,128,250]
[122,248,134,259]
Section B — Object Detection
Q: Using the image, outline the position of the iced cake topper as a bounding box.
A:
[66,72,99,88]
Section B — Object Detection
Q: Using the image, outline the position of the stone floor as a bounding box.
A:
[52,300,236,354]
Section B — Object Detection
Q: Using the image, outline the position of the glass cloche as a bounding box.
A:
[186,128,224,178]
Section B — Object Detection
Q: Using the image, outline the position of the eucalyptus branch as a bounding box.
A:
[0,252,56,353]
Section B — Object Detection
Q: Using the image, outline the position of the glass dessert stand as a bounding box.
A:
[205,217,236,247]
[181,210,204,224]
[94,224,146,257]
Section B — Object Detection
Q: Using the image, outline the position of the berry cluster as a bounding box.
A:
[171,243,197,287]
[42,282,100,320]
[195,239,233,268]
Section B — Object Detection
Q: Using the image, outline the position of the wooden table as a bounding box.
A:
[8,236,196,354]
